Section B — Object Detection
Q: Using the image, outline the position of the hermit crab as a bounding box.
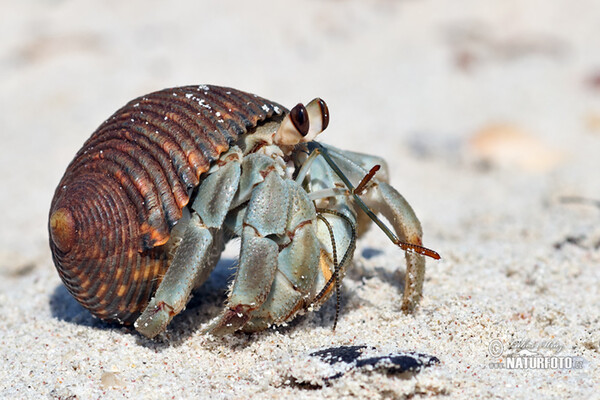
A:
[48,85,439,338]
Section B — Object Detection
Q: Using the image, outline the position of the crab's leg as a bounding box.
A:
[366,181,427,311]
[134,148,242,338]
[134,214,221,338]
[206,169,291,336]
[241,180,322,332]
[313,143,434,311]
[300,151,359,306]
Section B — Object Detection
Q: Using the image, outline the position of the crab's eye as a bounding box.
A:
[290,103,309,137]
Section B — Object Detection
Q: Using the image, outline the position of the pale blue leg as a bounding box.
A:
[314,143,426,311]
[242,181,321,332]
[135,214,220,338]
[206,168,290,335]
[370,181,425,311]
[134,148,242,338]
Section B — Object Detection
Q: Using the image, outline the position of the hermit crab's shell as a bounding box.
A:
[49,85,285,324]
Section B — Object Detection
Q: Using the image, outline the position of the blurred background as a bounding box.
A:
[2,0,600,263]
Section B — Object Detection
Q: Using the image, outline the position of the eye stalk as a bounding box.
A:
[273,99,331,146]
[274,103,308,145]
[304,98,329,141]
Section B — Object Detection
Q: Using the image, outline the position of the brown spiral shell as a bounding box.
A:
[49,85,285,325]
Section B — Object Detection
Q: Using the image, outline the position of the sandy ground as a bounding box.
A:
[1,0,600,398]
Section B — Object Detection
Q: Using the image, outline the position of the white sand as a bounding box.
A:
[1,1,599,398]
